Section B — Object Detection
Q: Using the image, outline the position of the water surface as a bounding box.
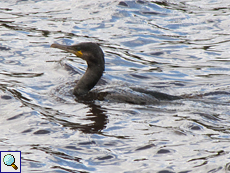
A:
[0,0,230,172]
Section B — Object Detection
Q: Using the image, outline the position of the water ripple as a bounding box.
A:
[0,0,230,172]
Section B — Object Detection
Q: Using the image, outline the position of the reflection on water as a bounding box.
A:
[0,0,230,172]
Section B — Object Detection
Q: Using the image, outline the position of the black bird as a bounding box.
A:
[51,42,104,97]
[51,42,181,104]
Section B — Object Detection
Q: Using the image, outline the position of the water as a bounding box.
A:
[0,0,230,172]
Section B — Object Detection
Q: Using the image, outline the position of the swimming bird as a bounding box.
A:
[51,42,181,104]
[51,42,104,97]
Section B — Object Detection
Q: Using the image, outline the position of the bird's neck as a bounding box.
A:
[73,64,104,96]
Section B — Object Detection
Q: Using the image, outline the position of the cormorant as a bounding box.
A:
[51,42,181,103]
[51,42,104,97]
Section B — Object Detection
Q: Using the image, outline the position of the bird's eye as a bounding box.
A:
[76,46,81,51]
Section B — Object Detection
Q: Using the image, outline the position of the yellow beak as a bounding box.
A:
[75,50,83,57]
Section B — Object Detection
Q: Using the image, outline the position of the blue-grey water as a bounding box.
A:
[1,0,230,172]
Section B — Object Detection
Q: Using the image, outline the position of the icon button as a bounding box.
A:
[1,151,21,173]
[3,154,18,170]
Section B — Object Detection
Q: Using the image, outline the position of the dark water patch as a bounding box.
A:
[33,129,50,135]
[196,74,228,78]
[0,46,10,51]
[188,150,226,164]
[225,162,230,172]
[90,154,119,166]
[197,113,221,122]
[158,170,175,173]
[0,7,12,11]
[149,51,164,56]
[130,73,151,79]
[65,146,82,151]
[1,23,51,37]
[190,125,201,131]
[8,89,31,101]
[134,158,147,161]
[51,165,91,173]
[153,1,171,8]
[95,155,114,161]
[103,141,121,147]
[118,1,128,7]
[21,128,33,133]
[1,95,12,100]
[208,167,224,173]
[135,144,155,151]
[78,141,96,146]
[204,91,230,96]
[0,72,44,78]
[178,171,191,173]
[188,123,203,131]
[7,112,24,120]
[136,0,146,5]
[173,130,187,136]
[141,11,166,16]
[1,60,21,65]
[32,146,82,162]
[157,149,172,154]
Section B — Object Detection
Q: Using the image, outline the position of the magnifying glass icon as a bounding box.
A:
[3,154,18,170]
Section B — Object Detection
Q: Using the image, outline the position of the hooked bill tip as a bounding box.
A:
[50,43,77,55]
[50,43,69,51]
[50,43,58,48]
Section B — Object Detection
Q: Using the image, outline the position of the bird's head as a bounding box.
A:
[51,42,104,68]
